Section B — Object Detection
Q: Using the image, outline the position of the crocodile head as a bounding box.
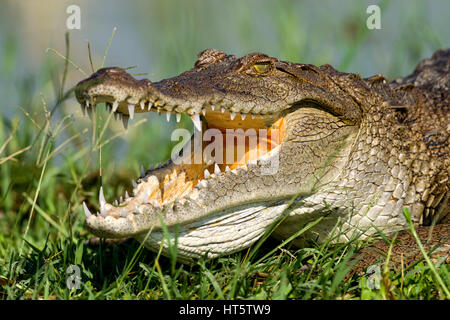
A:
[75,49,449,262]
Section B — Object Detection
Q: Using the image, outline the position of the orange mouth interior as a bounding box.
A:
[142,111,286,204]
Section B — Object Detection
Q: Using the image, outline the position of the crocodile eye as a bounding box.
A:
[252,62,271,74]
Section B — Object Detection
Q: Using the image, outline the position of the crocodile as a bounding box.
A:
[75,48,449,264]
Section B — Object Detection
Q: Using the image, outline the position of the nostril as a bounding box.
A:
[106,67,124,74]
[95,67,123,75]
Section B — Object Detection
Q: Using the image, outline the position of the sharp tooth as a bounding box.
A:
[120,196,123,203]
[166,112,171,122]
[128,104,135,120]
[211,105,215,111]
[99,186,107,217]
[82,202,92,218]
[176,113,181,122]
[121,208,127,218]
[140,101,145,110]
[112,101,119,112]
[230,112,236,120]
[214,163,221,174]
[221,107,225,113]
[114,200,118,206]
[131,179,137,188]
[151,200,161,208]
[241,113,246,120]
[99,186,106,208]
[140,165,145,177]
[80,104,86,116]
[191,113,202,131]
[148,102,153,111]
[85,100,90,107]
[204,169,210,179]
[225,165,231,172]
[122,114,129,129]
[251,114,256,119]
[125,191,130,199]
[86,107,93,120]
[197,180,207,188]
[142,189,150,203]
[202,109,206,116]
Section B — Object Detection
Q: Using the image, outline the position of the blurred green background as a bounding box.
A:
[0,0,448,242]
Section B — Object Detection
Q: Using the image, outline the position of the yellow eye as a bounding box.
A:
[252,62,271,74]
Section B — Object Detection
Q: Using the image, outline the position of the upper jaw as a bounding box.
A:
[74,67,207,117]
[74,67,289,124]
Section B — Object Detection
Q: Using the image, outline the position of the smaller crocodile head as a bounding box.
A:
[75,49,365,261]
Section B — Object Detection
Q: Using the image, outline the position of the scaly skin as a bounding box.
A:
[75,49,449,263]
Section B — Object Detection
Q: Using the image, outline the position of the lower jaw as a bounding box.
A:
[135,199,290,262]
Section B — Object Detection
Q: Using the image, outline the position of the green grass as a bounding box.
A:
[0,0,449,300]
[1,213,448,299]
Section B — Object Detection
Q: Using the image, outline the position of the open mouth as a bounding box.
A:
[76,67,287,234]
